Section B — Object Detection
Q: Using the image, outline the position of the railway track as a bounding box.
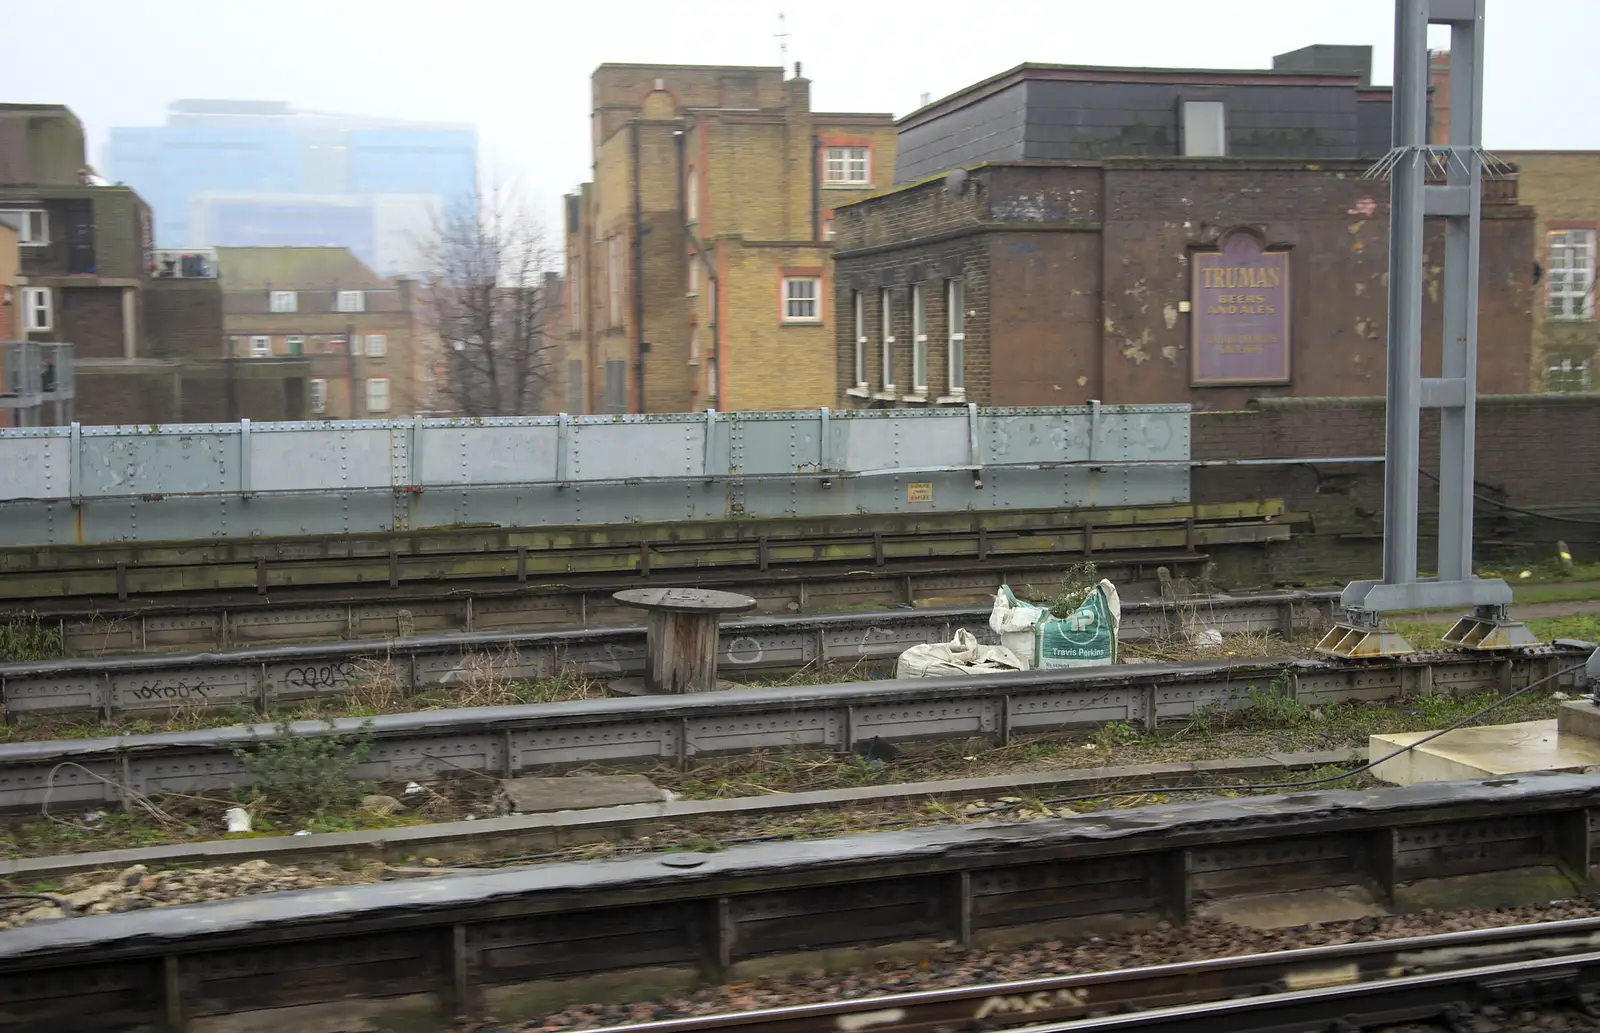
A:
[0,590,1340,721]
[569,920,1600,1032]
[6,643,1585,815]
[21,550,1224,656]
[3,774,1599,1032]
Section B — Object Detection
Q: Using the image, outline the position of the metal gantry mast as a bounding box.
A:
[1319,0,1535,657]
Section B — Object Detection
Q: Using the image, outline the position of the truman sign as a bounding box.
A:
[1190,232,1291,386]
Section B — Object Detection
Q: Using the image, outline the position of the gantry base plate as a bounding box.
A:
[1315,623,1417,659]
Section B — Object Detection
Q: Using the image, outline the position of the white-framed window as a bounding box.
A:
[366,377,391,413]
[1,209,49,246]
[947,279,966,395]
[1548,229,1596,321]
[336,290,365,313]
[21,286,51,331]
[880,287,895,391]
[687,254,699,296]
[689,322,700,363]
[327,334,348,352]
[706,354,718,400]
[823,146,870,185]
[365,334,387,357]
[1182,100,1227,157]
[852,290,866,388]
[686,167,699,222]
[285,335,304,356]
[1547,356,1593,393]
[782,276,821,323]
[269,290,297,313]
[911,283,928,392]
[249,335,271,358]
[823,217,835,241]
[310,378,327,414]
[606,236,623,327]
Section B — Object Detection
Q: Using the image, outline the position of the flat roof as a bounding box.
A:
[900,61,1370,129]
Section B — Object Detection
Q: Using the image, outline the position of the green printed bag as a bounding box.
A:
[1033,579,1121,669]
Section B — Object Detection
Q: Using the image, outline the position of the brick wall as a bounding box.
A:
[1496,152,1600,387]
[57,286,125,358]
[1099,160,1533,407]
[74,366,182,425]
[144,280,223,360]
[1193,394,1600,582]
[835,234,986,404]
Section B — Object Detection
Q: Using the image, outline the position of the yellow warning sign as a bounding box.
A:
[907,482,933,503]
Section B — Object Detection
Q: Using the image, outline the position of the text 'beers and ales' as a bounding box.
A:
[1201,265,1280,314]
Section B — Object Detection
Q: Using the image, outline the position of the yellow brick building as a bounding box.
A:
[1496,152,1600,392]
[562,63,895,412]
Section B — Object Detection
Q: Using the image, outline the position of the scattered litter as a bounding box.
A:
[403,781,424,795]
[224,807,252,833]
[81,810,106,825]
[293,830,310,837]
[1520,570,1533,579]
[1553,691,1572,701]
[360,794,404,816]
[1190,628,1224,647]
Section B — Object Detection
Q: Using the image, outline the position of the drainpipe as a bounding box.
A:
[630,121,646,413]
[676,122,720,407]
[811,134,821,241]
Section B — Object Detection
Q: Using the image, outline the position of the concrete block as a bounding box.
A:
[499,775,669,814]
[1370,719,1600,787]
[1557,699,1600,742]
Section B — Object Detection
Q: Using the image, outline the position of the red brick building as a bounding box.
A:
[831,159,1534,410]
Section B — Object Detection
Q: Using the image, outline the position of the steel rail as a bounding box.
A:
[0,590,1340,721]
[575,918,1600,1033]
[0,643,1585,815]
[1019,951,1600,1031]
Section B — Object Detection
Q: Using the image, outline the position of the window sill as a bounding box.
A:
[901,394,928,404]
[845,386,870,398]
[935,394,967,405]
[871,390,897,401]
[822,182,872,190]
[780,319,823,326]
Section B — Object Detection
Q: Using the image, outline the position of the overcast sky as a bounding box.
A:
[4,0,1593,236]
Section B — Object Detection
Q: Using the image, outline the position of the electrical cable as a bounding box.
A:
[1034,659,1592,809]
[455,658,1594,870]
[1417,466,1600,527]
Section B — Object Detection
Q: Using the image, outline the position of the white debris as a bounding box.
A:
[403,781,425,795]
[224,807,252,833]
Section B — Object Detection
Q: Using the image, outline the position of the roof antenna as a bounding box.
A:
[775,12,789,73]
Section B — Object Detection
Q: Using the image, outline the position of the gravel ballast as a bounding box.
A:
[442,900,1600,1032]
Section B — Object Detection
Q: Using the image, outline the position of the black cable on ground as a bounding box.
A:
[1037,659,1592,809]
[456,660,1594,869]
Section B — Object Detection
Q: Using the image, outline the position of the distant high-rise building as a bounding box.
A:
[105,100,477,276]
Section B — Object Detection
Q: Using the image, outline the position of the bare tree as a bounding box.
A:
[418,183,554,416]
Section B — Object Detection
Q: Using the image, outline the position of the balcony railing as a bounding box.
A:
[0,341,75,424]
[151,248,219,279]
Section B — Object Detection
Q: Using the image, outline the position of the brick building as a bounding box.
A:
[0,104,307,424]
[1493,152,1599,393]
[832,50,1536,410]
[216,247,426,419]
[563,63,895,413]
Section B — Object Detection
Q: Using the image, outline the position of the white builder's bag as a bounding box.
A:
[896,628,1026,679]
